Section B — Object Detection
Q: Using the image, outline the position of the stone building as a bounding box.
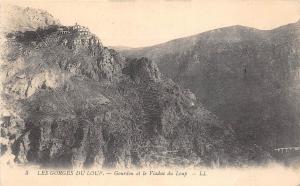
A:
[72,23,89,35]
[57,27,70,34]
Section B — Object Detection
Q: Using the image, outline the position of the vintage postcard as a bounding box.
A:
[0,0,300,186]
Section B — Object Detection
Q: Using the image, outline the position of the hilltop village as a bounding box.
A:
[56,23,102,50]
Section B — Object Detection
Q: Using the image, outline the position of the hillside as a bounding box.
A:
[120,21,300,152]
[0,6,263,168]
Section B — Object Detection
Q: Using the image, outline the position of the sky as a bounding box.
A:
[5,0,300,47]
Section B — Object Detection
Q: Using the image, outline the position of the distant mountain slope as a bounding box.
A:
[120,21,300,151]
[0,5,258,168]
[121,25,268,62]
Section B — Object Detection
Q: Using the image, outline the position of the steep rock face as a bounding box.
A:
[120,21,300,152]
[0,16,245,168]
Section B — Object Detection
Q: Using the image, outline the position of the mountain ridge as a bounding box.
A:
[115,24,271,52]
[116,19,300,55]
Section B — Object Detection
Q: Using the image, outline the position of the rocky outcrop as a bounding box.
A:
[0,4,60,33]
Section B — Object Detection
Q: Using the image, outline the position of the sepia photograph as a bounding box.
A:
[0,0,300,185]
